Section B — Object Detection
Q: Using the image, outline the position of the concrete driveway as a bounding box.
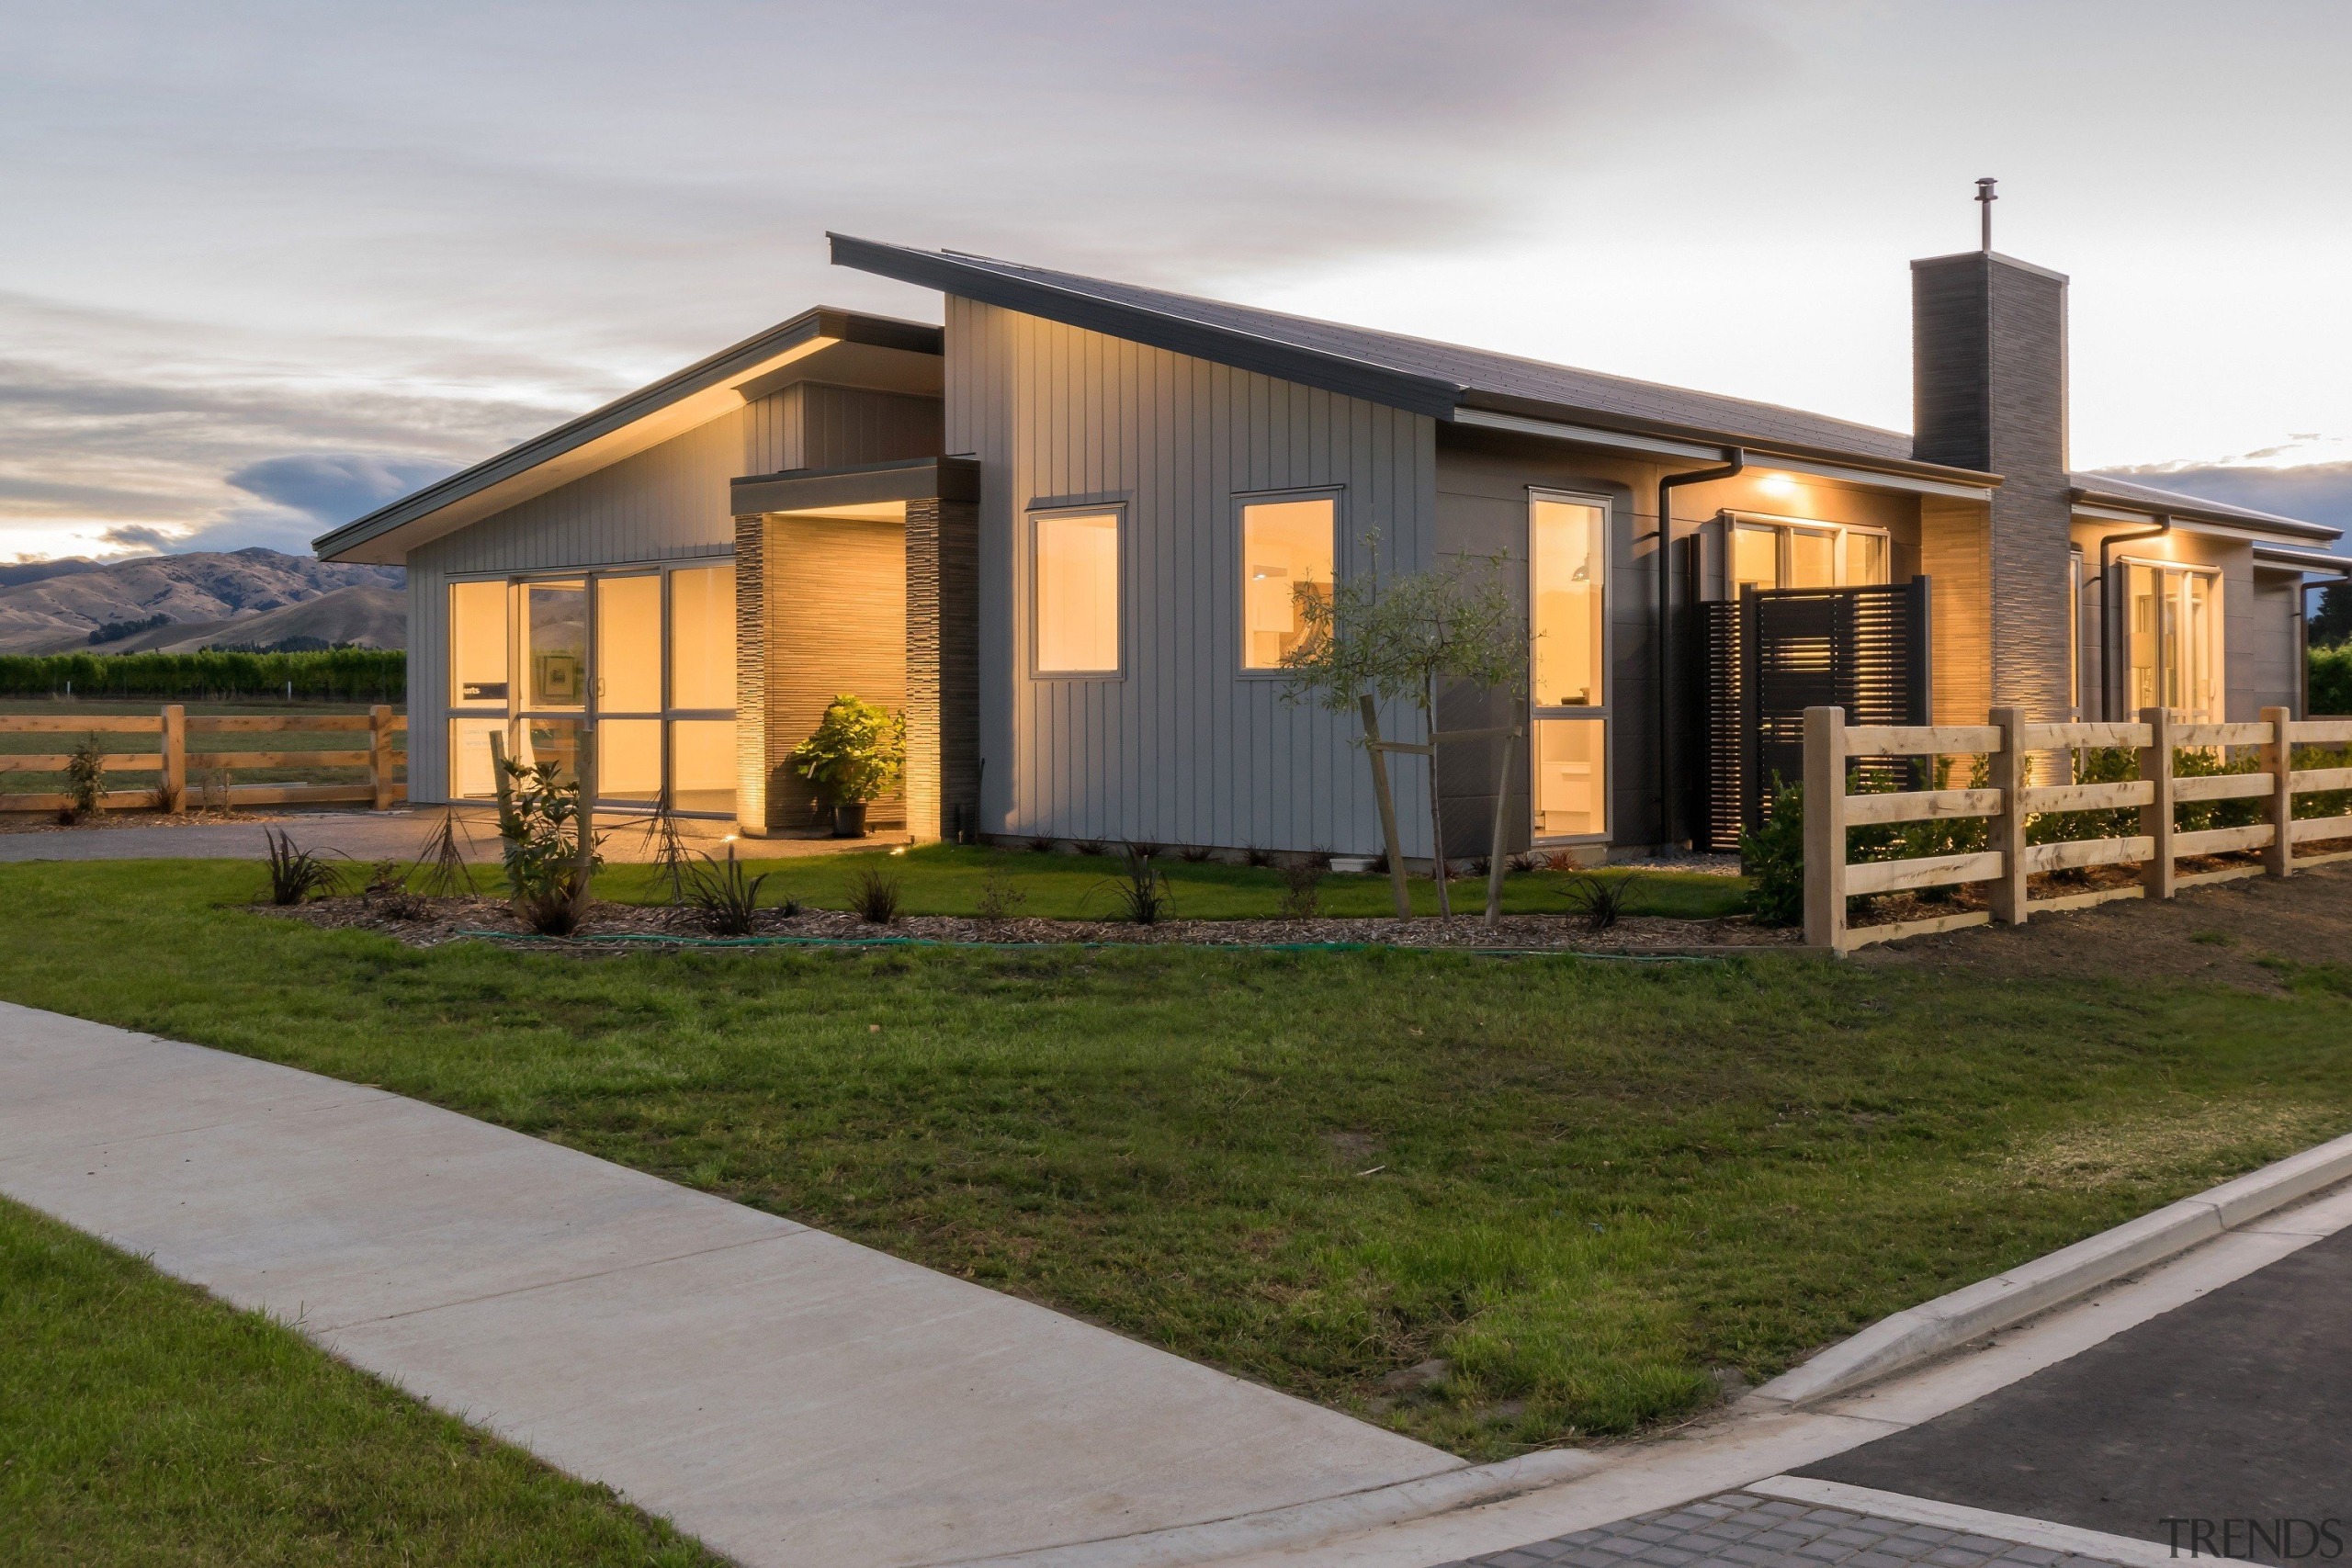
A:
[0,1002,1461,1568]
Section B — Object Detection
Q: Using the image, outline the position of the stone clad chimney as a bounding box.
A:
[1911,250,2074,719]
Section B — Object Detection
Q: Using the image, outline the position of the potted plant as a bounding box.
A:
[788,694,906,837]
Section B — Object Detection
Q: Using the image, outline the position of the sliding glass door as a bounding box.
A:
[446,559,737,815]
[2121,560,2223,723]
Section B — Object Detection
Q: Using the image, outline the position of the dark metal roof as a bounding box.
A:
[831,234,1952,472]
[2069,471,2341,543]
[314,306,942,562]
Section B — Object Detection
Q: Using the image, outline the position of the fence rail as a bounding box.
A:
[1804,704,2352,953]
[0,705,406,813]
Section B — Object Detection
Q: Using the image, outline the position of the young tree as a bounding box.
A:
[1282,540,1526,917]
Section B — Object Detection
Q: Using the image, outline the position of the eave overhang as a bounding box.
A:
[730,456,980,518]
[313,307,944,565]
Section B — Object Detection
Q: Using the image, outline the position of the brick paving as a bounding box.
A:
[1429,1491,2126,1568]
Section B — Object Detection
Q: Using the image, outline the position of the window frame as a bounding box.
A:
[441,556,738,814]
[1718,512,1894,594]
[1234,487,1342,678]
[1028,503,1126,681]
[2115,554,2226,723]
[1527,488,1616,845]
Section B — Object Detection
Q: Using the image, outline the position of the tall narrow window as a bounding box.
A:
[594,574,662,713]
[526,581,588,709]
[1846,532,1890,587]
[668,565,736,711]
[1240,496,1335,669]
[1532,497,1606,707]
[1531,492,1611,840]
[2066,550,2084,716]
[449,581,509,706]
[1033,510,1121,675]
[2127,564,2160,714]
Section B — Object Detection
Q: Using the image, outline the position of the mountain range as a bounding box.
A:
[0,548,405,654]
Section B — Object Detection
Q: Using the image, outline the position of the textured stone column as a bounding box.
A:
[903,497,980,841]
[733,513,771,835]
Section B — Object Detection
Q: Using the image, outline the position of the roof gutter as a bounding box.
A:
[2093,513,2170,721]
[1657,450,1745,848]
[1449,407,1994,501]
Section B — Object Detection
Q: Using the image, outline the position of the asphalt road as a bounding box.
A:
[1797,1224,2352,1565]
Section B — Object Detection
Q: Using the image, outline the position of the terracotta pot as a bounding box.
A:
[830,802,869,839]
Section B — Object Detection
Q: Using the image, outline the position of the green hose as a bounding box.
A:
[447,928,1725,961]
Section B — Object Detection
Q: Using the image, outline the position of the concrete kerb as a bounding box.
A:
[941,1450,1608,1568]
[1745,1128,2352,1411]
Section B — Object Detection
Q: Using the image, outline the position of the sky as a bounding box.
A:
[4,0,2349,562]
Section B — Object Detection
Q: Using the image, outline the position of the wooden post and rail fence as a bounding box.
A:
[0,706,406,813]
[1804,704,2352,953]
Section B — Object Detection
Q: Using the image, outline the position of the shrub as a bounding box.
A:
[1027,836,1055,853]
[62,733,107,822]
[2295,743,2352,822]
[1105,847,1170,924]
[1244,843,1272,868]
[2026,745,2140,848]
[1074,839,1106,856]
[1506,852,1544,875]
[1178,843,1213,863]
[2311,642,2352,716]
[787,694,907,807]
[1740,778,1805,927]
[262,829,342,906]
[848,865,902,923]
[492,759,601,936]
[2173,745,2263,834]
[1276,861,1324,919]
[1559,872,1643,931]
[0,648,402,701]
[684,846,772,936]
[975,868,1027,921]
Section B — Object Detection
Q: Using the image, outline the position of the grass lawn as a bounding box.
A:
[0,1194,720,1566]
[590,841,1752,922]
[1,860,2347,1464]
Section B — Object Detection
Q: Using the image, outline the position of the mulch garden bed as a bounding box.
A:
[266,894,1804,954]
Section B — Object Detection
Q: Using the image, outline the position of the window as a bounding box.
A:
[2122,559,2224,722]
[1033,509,1121,674]
[449,581,509,706]
[2067,549,2084,716]
[668,565,735,710]
[1240,495,1335,670]
[1532,719,1607,839]
[526,581,588,709]
[1530,491,1611,840]
[595,574,662,713]
[1726,517,1889,594]
[1532,496,1606,707]
[445,561,737,814]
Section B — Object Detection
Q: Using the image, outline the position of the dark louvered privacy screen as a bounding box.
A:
[1697,578,1931,851]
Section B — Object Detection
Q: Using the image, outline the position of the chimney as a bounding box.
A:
[1911,233,2074,719]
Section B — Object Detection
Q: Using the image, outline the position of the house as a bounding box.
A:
[316,232,2351,863]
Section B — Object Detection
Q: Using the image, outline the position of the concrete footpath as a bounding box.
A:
[0,1002,1457,1568]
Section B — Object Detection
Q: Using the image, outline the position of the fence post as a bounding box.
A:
[1987,705,2028,924]
[2262,704,2292,878]
[1803,705,1847,953]
[368,704,395,810]
[2139,705,2175,900]
[161,705,186,814]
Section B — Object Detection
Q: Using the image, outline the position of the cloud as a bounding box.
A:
[226,454,455,527]
[99,525,176,553]
[2089,462,2352,533]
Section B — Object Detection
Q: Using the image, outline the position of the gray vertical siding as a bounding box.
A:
[946,297,1438,856]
